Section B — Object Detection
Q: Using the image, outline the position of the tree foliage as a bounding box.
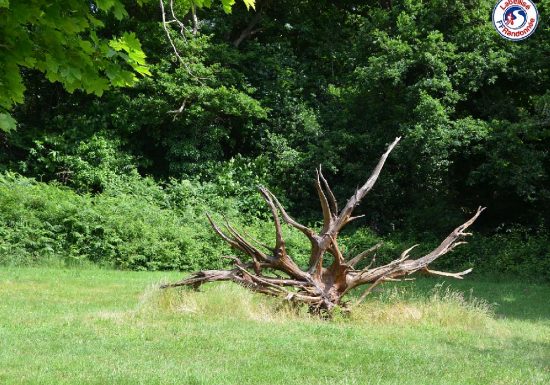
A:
[0,0,151,131]
[0,0,255,132]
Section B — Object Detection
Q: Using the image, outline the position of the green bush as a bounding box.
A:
[0,171,313,271]
[0,173,235,270]
[447,227,550,280]
[0,172,547,279]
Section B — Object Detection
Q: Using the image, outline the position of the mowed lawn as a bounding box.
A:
[0,268,548,385]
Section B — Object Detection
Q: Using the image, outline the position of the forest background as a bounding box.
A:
[0,0,548,279]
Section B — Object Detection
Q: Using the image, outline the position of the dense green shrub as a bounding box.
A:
[1,172,546,279]
[0,173,225,270]
[0,173,311,271]
[2,0,548,257]
[447,227,550,281]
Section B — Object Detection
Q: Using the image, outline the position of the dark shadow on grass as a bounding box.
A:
[443,335,550,374]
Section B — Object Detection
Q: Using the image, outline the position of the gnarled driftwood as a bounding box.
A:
[162,137,484,313]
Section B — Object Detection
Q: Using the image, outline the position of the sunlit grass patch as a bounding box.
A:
[350,284,494,329]
[137,282,310,322]
[1,267,548,385]
[141,280,495,331]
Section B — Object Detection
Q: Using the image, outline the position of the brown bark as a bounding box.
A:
[162,137,485,314]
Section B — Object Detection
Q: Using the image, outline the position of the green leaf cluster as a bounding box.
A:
[0,0,255,131]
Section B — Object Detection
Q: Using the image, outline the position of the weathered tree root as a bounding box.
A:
[162,137,485,313]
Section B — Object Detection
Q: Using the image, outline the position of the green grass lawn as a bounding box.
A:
[0,267,548,385]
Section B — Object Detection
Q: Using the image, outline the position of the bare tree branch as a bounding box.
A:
[258,187,285,254]
[406,206,485,269]
[315,168,333,230]
[159,0,206,85]
[334,137,401,232]
[165,137,484,315]
[233,10,263,48]
[347,242,383,268]
[423,267,473,279]
[260,187,317,241]
[190,4,198,35]
[318,165,338,215]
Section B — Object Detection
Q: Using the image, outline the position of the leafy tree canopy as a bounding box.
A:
[0,0,254,132]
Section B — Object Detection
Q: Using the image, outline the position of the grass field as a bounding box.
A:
[0,267,548,385]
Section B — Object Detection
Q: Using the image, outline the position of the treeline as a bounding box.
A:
[0,0,548,276]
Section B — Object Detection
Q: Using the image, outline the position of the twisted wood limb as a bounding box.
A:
[163,138,484,314]
[347,242,383,268]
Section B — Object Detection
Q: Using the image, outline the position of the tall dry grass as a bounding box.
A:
[139,281,495,329]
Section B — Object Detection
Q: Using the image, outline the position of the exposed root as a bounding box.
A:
[163,137,484,314]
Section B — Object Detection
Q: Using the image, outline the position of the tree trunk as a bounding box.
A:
[162,137,484,314]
